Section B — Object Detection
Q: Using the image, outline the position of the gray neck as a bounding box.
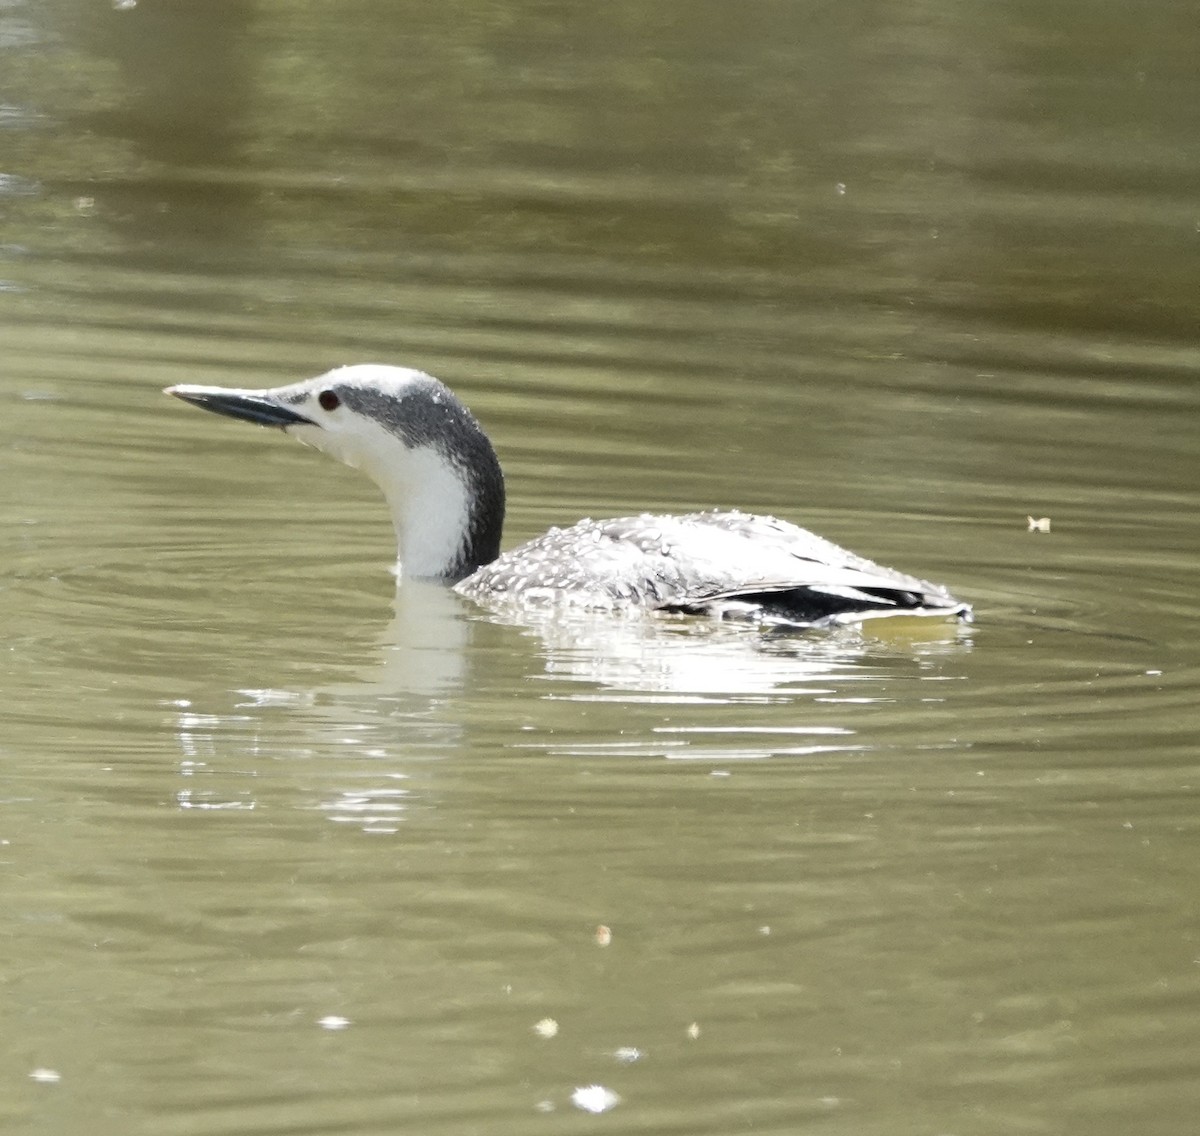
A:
[333,377,506,581]
[384,442,504,581]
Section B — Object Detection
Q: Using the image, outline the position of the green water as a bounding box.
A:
[2,3,1198,1134]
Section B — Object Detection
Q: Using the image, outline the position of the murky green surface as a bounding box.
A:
[3,2,1199,1134]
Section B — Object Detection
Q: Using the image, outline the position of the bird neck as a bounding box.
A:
[374,443,504,582]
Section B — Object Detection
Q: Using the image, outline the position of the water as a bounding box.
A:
[3,2,1199,1134]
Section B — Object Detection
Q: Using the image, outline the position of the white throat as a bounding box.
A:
[382,445,471,580]
[292,417,470,580]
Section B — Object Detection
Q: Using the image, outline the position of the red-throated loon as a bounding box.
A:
[165,364,972,627]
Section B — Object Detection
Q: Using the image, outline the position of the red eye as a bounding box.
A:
[318,390,340,411]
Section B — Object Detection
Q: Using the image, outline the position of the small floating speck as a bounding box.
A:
[29,1068,60,1083]
[594,924,612,947]
[613,1046,643,1064]
[571,1085,620,1114]
[686,1022,701,1039]
[533,1018,558,1039]
[1026,515,1051,533]
[317,1015,351,1031]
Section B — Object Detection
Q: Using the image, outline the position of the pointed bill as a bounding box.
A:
[164,384,316,429]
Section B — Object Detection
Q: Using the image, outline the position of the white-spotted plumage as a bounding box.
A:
[166,364,971,628]
[458,510,968,624]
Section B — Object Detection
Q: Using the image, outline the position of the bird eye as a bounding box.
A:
[318,390,340,411]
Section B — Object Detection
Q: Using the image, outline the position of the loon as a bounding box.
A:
[165,364,972,627]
